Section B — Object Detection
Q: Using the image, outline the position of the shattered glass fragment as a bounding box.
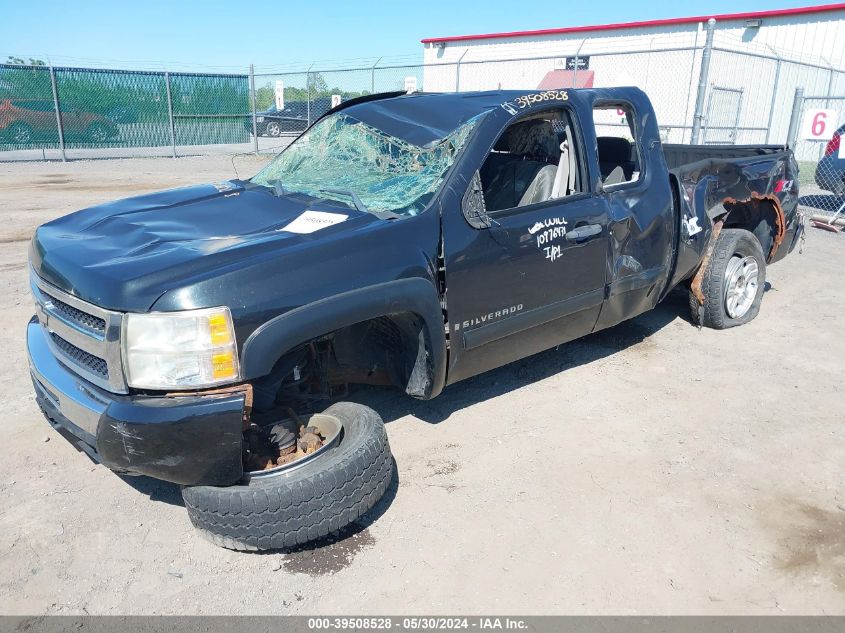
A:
[253,112,482,215]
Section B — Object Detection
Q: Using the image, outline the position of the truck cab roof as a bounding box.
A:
[335,90,565,146]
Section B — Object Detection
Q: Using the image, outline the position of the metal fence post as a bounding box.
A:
[306,63,313,127]
[824,60,835,108]
[164,71,177,158]
[764,55,782,143]
[249,64,258,155]
[572,39,586,88]
[455,51,468,92]
[49,66,66,162]
[786,87,804,149]
[370,57,382,94]
[691,18,716,144]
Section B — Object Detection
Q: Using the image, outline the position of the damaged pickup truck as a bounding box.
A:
[27,88,803,550]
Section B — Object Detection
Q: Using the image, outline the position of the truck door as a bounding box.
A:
[441,102,609,384]
[590,100,675,331]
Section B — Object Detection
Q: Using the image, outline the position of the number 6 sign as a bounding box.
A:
[800,109,838,140]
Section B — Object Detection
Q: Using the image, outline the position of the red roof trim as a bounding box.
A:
[420,3,845,44]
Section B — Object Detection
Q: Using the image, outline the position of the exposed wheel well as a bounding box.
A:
[249,312,434,413]
[721,195,786,262]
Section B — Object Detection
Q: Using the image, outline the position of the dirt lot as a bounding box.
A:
[0,156,843,615]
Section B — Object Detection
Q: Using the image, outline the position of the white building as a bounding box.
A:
[421,4,845,145]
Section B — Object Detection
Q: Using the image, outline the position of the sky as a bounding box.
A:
[0,0,824,72]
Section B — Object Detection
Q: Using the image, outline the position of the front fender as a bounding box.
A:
[240,277,448,399]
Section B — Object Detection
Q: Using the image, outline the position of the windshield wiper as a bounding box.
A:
[272,179,287,197]
[318,187,367,212]
[317,187,399,220]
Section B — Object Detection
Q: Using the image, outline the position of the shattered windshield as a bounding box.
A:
[252,111,482,216]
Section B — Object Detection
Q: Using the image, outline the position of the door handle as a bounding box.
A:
[565,224,603,241]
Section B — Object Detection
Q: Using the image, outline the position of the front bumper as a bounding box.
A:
[27,317,245,486]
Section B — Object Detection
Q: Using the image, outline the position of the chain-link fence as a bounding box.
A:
[789,94,845,222]
[0,64,250,158]
[248,65,425,142]
[2,18,844,217]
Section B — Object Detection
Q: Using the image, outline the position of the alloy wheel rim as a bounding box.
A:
[724,255,759,318]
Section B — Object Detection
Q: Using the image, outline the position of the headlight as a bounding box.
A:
[256,116,264,122]
[123,307,240,390]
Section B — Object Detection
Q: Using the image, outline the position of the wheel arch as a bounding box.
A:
[689,193,784,308]
[721,194,786,263]
[240,278,447,400]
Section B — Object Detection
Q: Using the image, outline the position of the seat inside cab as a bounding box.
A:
[479,112,579,212]
[596,136,638,185]
[593,105,641,187]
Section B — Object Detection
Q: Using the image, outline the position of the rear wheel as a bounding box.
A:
[265,121,282,137]
[181,401,394,551]
[689,228,766,329]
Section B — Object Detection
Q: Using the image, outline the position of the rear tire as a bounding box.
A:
[181,401,394,551]
[689,228,766,329]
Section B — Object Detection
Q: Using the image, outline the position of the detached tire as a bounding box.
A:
[689,228,767,329]
[182,402,393,551]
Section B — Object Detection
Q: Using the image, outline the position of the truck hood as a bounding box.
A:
[30,180,376,311]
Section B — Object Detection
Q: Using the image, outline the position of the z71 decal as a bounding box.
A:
[502,90,568,115]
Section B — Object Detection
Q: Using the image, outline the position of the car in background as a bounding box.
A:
[815,123,845,195]
[0,99,119,144]
[246,98,333,137]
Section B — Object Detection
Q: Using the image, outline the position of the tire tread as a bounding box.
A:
[182,402,393,551]
[689,228,766,330]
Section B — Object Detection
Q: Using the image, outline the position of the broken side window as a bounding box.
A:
[593,105,642,187]
[478,108,582,213]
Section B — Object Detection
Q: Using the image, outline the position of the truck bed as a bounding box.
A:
[663,144,787,171]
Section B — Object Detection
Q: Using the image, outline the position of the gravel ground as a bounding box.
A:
[0,156,843,615]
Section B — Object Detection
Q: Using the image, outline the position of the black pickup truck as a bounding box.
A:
[27,88,803,550]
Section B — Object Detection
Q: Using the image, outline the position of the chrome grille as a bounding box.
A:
[42,291,106,336]
[30,271,127,393]
[50,332,109,380]
[49,333,109,379]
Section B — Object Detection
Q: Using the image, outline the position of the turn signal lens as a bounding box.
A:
[211,351,237,380]
[208,313,233,345]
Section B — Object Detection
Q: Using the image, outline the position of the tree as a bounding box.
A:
[255,82,274,110]
[307,72,328,95]
[251,76,371,113]
[6,56,46,66]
